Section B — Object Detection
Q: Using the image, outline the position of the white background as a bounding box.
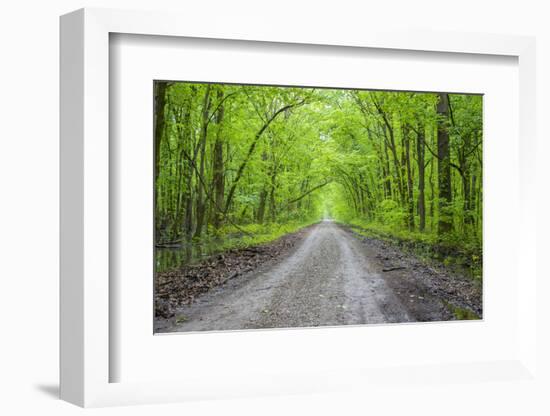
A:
[112,35,519,383]
[1,0,548,415]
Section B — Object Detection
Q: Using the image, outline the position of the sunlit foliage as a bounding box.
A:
[155,82,482,272]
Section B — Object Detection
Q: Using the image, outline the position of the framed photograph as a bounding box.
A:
[151,80,483,334]
[60,8,537,407]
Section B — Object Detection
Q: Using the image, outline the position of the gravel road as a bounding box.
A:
[155,220,463,333]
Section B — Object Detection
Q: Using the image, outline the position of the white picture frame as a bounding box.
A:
[60,7,537,408]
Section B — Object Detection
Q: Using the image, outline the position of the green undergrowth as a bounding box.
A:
[340,218,482,281]
[442,301,481,320]
[216,219,318,251]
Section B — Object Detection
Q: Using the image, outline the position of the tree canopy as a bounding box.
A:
[155,81,483,272]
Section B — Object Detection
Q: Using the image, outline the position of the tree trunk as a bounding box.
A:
[471,168,477,236]
[211,88,225,229]
[154,82,168,240]
[437,93,453,235]
[416,128,426,231]
[193,85,212,239]
[428,158,435,230]
[268,167,277,221]
[403,126,414,230]
[383,141,392,198]
[154,82,168,183]
[174,102,193,239]
[256,188,267,223]
[383,123,405,206]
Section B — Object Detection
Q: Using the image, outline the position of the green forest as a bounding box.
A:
[154,82,482,276]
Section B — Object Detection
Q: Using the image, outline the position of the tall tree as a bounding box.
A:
[193,85,212,238]
[416,127,426,231]
[437,93,453,235]
[154,82,168,183]
[403,125,414,230]
[211,87,226,230]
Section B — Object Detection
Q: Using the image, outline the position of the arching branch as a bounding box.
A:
[283,179,332,206]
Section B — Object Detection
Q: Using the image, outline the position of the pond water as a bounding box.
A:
[155,239,224,272]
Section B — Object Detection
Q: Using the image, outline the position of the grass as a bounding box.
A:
[216,219,318,251]
[339,217,483,281]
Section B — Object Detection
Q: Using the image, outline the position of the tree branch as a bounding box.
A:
[179,145,254,236]
[423,138,465,177]
[284,179,332,206]
[205,91,236,126]
[224,99,306,212]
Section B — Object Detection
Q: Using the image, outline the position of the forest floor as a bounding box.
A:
[155,220,481,333]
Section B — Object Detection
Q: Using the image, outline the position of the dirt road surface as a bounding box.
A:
[155,220,466,333]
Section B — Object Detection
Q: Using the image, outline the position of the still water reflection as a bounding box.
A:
[155,238,224,272]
